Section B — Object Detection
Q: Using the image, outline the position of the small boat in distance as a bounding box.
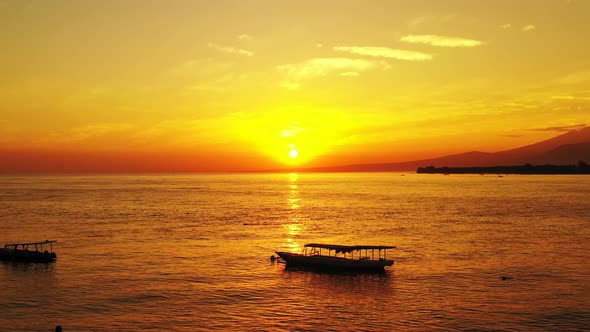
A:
[0,240,57,263]
[276,243,395,272]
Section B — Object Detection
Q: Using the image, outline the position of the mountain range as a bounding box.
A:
[293,126,590,172]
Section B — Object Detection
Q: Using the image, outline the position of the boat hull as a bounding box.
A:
[0,249,57,263]
[275,251,393,272]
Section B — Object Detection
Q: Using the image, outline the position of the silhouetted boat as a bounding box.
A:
[0,240,57,263]
[276,243,395,272]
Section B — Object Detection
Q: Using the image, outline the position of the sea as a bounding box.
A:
[0,173,589,331]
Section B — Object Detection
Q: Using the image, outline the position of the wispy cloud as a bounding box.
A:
[500,23,512,29]
[400,34,483,47]
[529,124,586,132]
[333,46,432,61]
[522,25,536,32]
[281,82,301,90]
[551,95,590,101]
[551,95,575,100]
[557,71,590,85]
[208,43,254,57]
[277,58,389,89]
[237,34,252,41]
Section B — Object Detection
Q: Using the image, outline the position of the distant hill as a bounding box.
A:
[492,126,590,164]
[531,142,590,165]
[291,127,590,172]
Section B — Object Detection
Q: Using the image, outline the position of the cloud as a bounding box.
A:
[237,34,252,41]
[340,72,360,77]
[281,82,301,90]
[400,34,483,47]
[208,43,254,56]
[557,71,590,85]
[281,125,305,138]
[529,124,586,132]
[500,23,512,29]
[551,95,575,100]
[333,46,432,61]
[522,25,536,31]
[277,57,389,89]
[409,16,429,27]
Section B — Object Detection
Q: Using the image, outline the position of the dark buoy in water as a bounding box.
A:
[270,255,276,261]
[501,276,512,280]
[55,326,63,332]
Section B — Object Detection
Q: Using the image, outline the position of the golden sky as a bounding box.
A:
[1,0,589,172]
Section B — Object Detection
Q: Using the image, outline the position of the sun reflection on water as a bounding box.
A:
[284,173,303,252]
[288,172,300,211]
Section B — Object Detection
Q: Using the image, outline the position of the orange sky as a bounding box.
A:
[1,0,589,172]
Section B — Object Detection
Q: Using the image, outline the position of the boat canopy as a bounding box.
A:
[4,240,57,247]
[4,240,57,252]
[304,243,396,254]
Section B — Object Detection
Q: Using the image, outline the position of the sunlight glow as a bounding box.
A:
[230,107,366,167]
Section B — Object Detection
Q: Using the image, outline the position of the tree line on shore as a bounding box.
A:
[417,161,590,174]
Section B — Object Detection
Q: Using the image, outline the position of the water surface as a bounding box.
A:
[1,173,589,331]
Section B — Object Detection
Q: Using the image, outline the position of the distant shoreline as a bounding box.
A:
[417,162,590,175]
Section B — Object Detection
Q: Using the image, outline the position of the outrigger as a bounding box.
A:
[276,243,395,272]
[0,240,57,263]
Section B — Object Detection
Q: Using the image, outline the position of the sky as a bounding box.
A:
[1,0,589,172]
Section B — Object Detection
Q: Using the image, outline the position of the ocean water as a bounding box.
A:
[0,173,589,331]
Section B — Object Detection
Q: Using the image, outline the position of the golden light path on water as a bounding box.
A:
[285,172,302,253]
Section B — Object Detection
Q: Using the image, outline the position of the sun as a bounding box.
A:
[289,149,299,158]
